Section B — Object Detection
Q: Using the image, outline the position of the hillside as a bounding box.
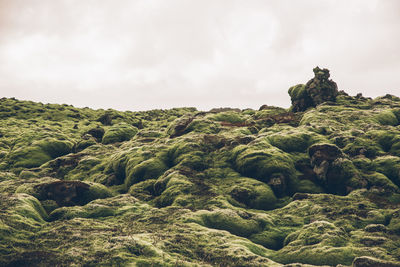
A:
[1,68,400,266]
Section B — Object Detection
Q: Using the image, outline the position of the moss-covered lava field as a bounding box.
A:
[1,68,400,266]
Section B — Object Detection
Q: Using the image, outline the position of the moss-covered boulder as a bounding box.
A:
[228,177,278,210]
[374,156,400,187]
[8,138,74,168]
[102,123,138,144]
[195,209,262,237]
[125,158,168,188]
[309,143,361,194]
[233,141,297,196]
[289,67,338,112]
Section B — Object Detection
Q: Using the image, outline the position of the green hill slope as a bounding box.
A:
[1,69,400,266]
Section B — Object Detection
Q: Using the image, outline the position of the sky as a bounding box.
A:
[0,0,399,111]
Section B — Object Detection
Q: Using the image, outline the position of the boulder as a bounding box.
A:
[289,67,339,112]
[308,143,359,194]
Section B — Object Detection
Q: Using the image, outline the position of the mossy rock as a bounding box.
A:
[388,215,400,235]
[272,221,356,265]
[288,84,307,100]
[368,130,397,152]
[364,172,399,193]
[342,137,383,158]
[249,228,289,250]
[209,111,246,124]
[228,177,278,210]
[167,141,208,171]
[373,110,399,126]
[75,138,97,151]
[128,179,157,201]
[125,158,168,188]
[233,143,297,196]
[184,118,221,134]
[155,173,193,207]
[283,220,347,247]
[102,123,138,144]
[295,179,324,194]
[49,202,115,221]
[198,209,262,237]
[0,193,48,229]
[8,138,73,168]
[374,156,400,187]
[16,180,114,207]
[3,94,400,266]
[352,157,375,172]
[266,128,323,153]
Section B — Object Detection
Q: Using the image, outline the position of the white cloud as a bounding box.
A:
[0,0,399,111]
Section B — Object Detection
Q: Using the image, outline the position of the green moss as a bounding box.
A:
[228,178,278,210]
[128,179,157,201]
[16,179,114,206]
[2,95,400,266]
[102,123,138,144]
[352,157,375,172]
[167,141,207,171]
[19,170,39,179]
[155,173,193,207]
[295,179,324,194]
[270,221,359,265]
[374,110,399,126]
[8,138,73,168]
[273,246,357,266]
[388,217,400,234]
[8,146,52,168]
[17,193,49,223]
[364,172,399,193]
[125,158,168,188]
[233,143,297,195]
[288,84,307,100]
[250,229,288,250]
[83,182,115,203]
[209,111,245,124]
[343,137,383,158]
[253,106,287,120]
[185,118,221,134]
[368,130,396,152]
[199,209,262,237]
[76,138,97,151]
[283,221,347,247]
[38,138,74,158]
[49,203,115,221]
[374,156,400,186]
[266,127,323,153]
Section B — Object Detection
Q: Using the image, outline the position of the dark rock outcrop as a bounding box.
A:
[86,127,105,141]
[308,143,360,194]
[35,180,90,206]
[289,67,339,112]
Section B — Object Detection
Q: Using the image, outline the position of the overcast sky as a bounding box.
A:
[0,0,399,111]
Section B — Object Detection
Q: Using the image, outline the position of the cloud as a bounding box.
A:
[0,0,399,111]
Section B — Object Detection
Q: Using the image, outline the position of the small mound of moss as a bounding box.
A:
[102,123,138,144]
[197,209,262,237]
[228,177,278,210]
[8,138,73,168]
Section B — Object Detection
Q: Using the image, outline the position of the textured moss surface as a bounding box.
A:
[1,82,400,266]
